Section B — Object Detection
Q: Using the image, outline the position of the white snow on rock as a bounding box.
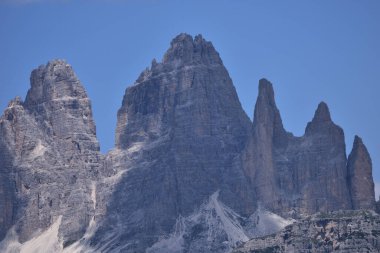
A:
[148,191,293,253]
[29,140,47,160]
[245,204,294,238]
[146,218,186,253]
[0,192,293,253]
[208,191,249,245]
[0,216,63,253]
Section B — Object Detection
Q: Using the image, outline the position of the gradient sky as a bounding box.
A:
[1,0,379,193]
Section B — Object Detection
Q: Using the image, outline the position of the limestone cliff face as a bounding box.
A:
[0,108,16,241]
[246,79,288,211]
[0,60,102,245]
[348,136,375,210]
[293,102,351,214]
[246,82,353,217]
[95,33,256,252]
[24,60,98,146]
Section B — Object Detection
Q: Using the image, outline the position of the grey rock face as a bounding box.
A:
[0,60,102,246]
[290,102,352,214]
[246,81,353,217]
[348,136,375,210]
[245,79,289,212]
[24,60,98,145]
[233,210,380,253]
[94,33,256,252]
[0,101,17,240]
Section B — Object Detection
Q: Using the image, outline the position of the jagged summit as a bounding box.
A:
[0,59,101,247]
[350,135,371,164]
[253,78,287,142]
[162,33,221,66]
[353,135,365,148]
[257,78,275,106]
[111,33,255,251]
[312,101,332,123]
[25,59,86,108]
[254,78,279,121]
[7,96,23,107]
[348,135,375,210]
[305,101,340,136]
[136,33,223,84]
[23,59,98,143]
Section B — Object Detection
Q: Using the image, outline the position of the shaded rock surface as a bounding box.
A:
[245,82,356,217]
[348,136,375,210]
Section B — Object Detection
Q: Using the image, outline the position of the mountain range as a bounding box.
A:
[0,33,376,253]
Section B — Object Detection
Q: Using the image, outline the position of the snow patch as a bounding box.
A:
[209,191,249,245]
[62,216,97,253]
[148,191,249,253]
[148,191,293,253]
[245,205,294,238]
[0,216,63,253]
[147,218,185,253]
[127,141,144,153]
[0,191,293,253]
[52,96,89,102]
[103,169,127,184]
[91,181,96,210]
[29,140,46,160]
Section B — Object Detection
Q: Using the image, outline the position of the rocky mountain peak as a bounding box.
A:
[25,59,86,107]
[312,101,332,123]
[161,33,222,67]
[352,135,366,150]
[248,79,288,213]
[22,59,98,146]
[0,59,102,247]
[257,78,275,104]
[348,135,375,210]
[305,102,338,136]
[110,33,255,251]
[253,78,286,143]
[7,96,23,108]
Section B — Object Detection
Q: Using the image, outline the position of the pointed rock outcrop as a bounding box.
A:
[311,101,331,122]
[348,136,375,210]
[24,60,98,150]
[248,78,288,211]
[247,94,352,216]
[100,33,255,252]
[305,101,334,135]
[295,102,351,213]
[162,33,222,67]
[253,79,287,145]
[0,60,102,245]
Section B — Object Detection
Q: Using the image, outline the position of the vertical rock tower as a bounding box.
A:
[0,60,102,246]
[96,33,256,252]
[348,136,375,210]
[246,79,368,217]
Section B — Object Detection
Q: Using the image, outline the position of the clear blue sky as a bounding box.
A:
[1,0,379,191]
